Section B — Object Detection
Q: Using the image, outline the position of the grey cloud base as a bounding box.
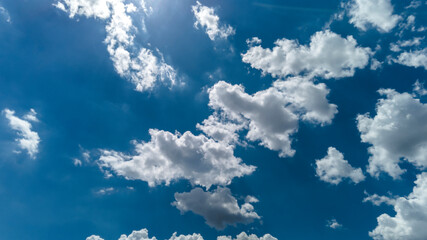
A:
[173,187,260,230]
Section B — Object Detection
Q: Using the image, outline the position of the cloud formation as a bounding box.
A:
[347,0,401,32]
[370,173,427,240]
[172,187,260,230]
[55,0,176,91]
[87,228,275,240]
[98,129,255,189]
[3,108,40,158]
[242,30,371,79]
[204,77,337,157]
[393,48,427,70]
[315,147,365,185]
[357,89,427,179]
[192,1,235,41]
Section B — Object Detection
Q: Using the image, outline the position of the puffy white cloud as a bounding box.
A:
[217,232,277,240]
[315,147,365,185]
[393,48,427,70]
[242,30,371,79]
[347,0,401,32]
[173,187,260,230]
[3,108,40,158]
[327,219,343,229]
[357,89,427,179]
[87,229,275,240]
[55,0,176,91]
[206,77,337,157]
[97,129,255,189]
[192,1,235,41]
[370,172,427,240]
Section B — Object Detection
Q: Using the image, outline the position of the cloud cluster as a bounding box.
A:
[203,77,337,157]
[370,172,427,240]
[357,89,427,179]
[55,0,176,91]
[173,187,260,230]
[242,30,371,79]
[315,147,365,185]
[3,108,40,158]
[87,228,275,240]
[192,1,235,41]
[347,0,401,32]
[98,129,255,189]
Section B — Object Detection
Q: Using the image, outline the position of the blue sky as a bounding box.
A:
[0,0,426,239]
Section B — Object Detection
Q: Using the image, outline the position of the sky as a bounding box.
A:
[0,0,426,239]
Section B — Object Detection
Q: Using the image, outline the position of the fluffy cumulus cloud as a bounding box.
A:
[217,232,277,240]
[87,228,275,240]
[370,172,427,240]
[203,77,337,157]
[172,187,260,230]
[241,30,371,79]
[347,0,401,32]
[55,0,176,91]
[315,147,365,185]
[393,48,427,70]
[3,108,40,158]
[357,89,427,179]
[363,191,397,206]
[98,129,255,189]
[192,1,235,41]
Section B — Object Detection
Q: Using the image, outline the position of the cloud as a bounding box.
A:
[172,187,260,230]
[363,191,397,206]
[413,80,427,96]
[327,219,343,229]
[242,30,371,79]
[357,88,427,179]
[217,232,277,240]
[55,0,176,91]
[3,108,40,158]
[97,129,255,189]
[192,1,235,41]
[204,77,337,157]
[0,4,11,23]
[315,147,365,185]
[393,48,427,70]
[87,228,275,240]
[347,0,401,32]
[370,172,427,240]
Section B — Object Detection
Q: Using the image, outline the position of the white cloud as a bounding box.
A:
[0,4,11,23]
[73,158,82,166]
[357,89,427,179]
[192,1,235,41]
[87,229,275,240]
[363,191,397,206]
[217,232,277,240]
[3,108,40,158]
[393,48,427,70]
[347,0,401,32]
[327,219,343,229]
[55,0,176,91]
[96,187,115,195]
[370,172,427,240]
[206,77,337,157]
[413,80,427,96]
[172,187,260,230]
[242,30,371,79]
[97,129,255,189]
[315,147,365,185]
